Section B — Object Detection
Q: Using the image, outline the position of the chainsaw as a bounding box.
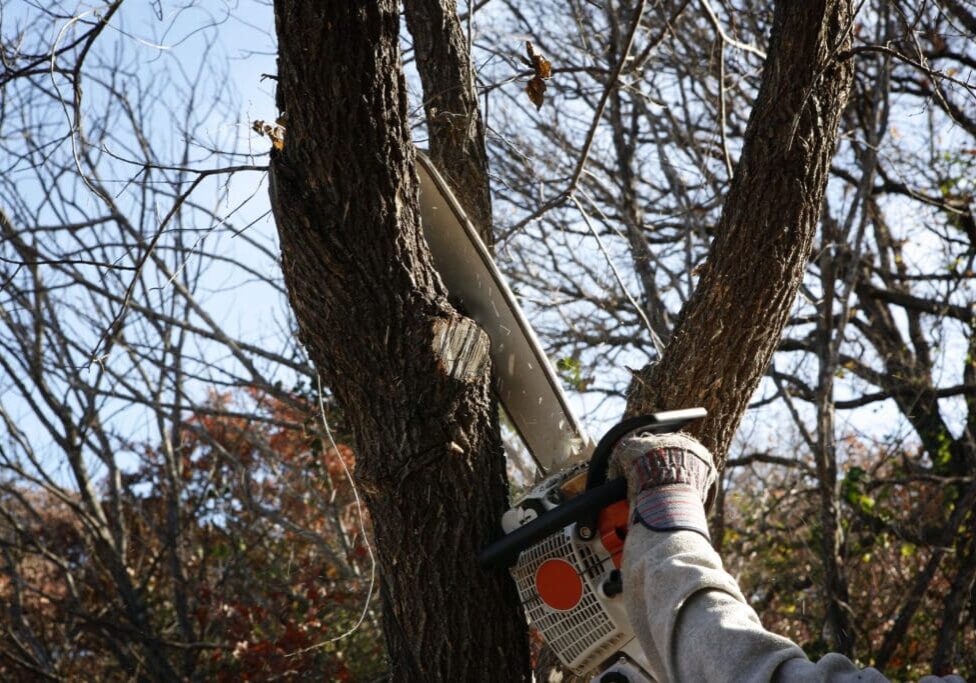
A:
[417,153,704,682]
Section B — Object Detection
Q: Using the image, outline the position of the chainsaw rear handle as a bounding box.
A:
[583,408,708,492]
[479,408,706,569]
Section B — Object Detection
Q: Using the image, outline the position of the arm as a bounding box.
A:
[612,433,962,683]
[623,524,886,682]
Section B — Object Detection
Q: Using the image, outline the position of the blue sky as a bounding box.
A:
[3,0,974,490]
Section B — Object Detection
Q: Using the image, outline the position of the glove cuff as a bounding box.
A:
[633,484,710,541]
[609,433,718,540]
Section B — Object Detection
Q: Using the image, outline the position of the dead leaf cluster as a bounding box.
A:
[523,42,552,110]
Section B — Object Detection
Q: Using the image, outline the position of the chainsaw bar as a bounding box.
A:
[416,153,594,472]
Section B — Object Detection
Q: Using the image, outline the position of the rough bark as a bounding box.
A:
[403,0,494,243]
[627,0,856,466]
[268,3,529,680]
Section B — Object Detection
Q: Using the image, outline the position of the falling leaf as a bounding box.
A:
[522,41,552,110]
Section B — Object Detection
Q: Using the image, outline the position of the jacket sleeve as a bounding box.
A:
[621,524,963,683]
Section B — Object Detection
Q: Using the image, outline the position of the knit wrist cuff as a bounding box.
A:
[633,484,710,540]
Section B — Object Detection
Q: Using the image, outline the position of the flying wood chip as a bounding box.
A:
[523,41,552,110]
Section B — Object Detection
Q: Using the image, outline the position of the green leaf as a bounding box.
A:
[555,356,590,391]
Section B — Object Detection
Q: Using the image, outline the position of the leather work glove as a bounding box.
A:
[608,432,717,541]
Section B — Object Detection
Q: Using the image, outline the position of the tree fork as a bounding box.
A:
[268,2,530,680]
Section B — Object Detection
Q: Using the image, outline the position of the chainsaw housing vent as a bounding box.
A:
[512,526,627,674]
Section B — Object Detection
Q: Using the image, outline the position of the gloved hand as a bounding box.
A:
[608,431,718,540]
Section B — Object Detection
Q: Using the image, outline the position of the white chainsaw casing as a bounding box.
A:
[596,651,656,683]
[506,471,652,680]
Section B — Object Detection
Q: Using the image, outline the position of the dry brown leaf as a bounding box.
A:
[525,42,551,78]
[523,42,552,110]
[525,77,547,110]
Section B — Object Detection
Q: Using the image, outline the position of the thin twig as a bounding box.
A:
[570,195,664,355]
[698,0,766,59]
[90,165,265,364]
[718,46,734,178]
[498,0,648,243]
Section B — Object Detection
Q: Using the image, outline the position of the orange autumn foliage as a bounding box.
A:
[0,389,385,681]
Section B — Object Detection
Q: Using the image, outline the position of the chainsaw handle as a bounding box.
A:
[478,477,627,569]
[479,408,707,570]
[584,408,708,492]
[576,408,707,542]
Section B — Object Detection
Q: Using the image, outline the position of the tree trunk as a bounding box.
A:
[403,0,494,243]
[627,0,856,467]
[814,228,854,655]
[268,2,530,680]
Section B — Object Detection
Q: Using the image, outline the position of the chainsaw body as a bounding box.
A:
[508,466,651,680]
[482,411,706,682]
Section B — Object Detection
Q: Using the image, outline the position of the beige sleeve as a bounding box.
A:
[621,524,963,683]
